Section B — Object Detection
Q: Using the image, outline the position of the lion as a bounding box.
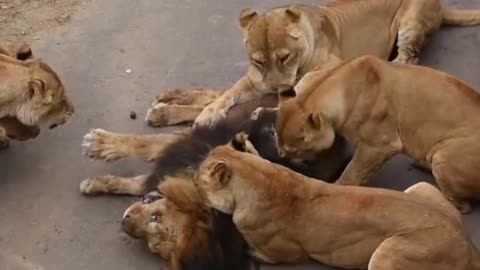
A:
[193,135,480,270]
[80,95,351,269]
[0,42,74,149]
[145,0,480,128]
[276,54,480,214]
[0,43,39,148]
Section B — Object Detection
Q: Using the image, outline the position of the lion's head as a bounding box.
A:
[19,60,74,129]
[0,43,74,129]
[121,177,252,270]
[121,178,209,260]
[276,96,335,160]
[239,5,319,93]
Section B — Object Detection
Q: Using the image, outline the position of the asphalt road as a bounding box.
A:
[1,0,479,269]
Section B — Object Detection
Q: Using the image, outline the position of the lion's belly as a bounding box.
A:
[339,27,394,61]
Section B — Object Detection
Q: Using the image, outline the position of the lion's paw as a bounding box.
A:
[193,107,227,128]
[80,176,112,194]
[79,178,97,194]
[82,129,126,162]
[145,103,170,127]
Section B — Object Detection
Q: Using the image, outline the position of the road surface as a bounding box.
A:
[1,0,479,269]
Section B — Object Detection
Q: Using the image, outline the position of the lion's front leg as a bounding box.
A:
[336,145,399,186]
[193,76,262,128]
[248,249,277,264]
[0,127,9,150]
[154,88,221,106]
[80,174,148,195]
[82,129,186,162]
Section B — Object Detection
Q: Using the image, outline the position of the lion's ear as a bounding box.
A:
[16,43,33,61]
[231,132,249,152]
[307,113,323,129]
[28,79,52,103]
[210,161,232,187]
[239,8,259,38]
[285,5,301,23]
[285,5,302,38]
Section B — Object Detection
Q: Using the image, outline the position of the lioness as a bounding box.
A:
[276,55,480,213]
[194,137,480,270]
[0,43,39,148]
[0,43,74,148]
[80,96,351,270]
[157,0,480,127]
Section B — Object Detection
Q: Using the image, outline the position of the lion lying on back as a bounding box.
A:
[276,55,480,213]
[0,42,74,149]
[194,136,480,270]
[80,95,351,270]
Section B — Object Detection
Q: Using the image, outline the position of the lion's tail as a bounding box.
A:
[443,9,480,26]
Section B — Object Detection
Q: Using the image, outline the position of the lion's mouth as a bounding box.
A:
[49,124,59,129]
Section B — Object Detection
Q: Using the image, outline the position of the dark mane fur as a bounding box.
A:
[180,211,256,270]
[146,110,351,191]
[146,104,351,270]
[145,117,251,191]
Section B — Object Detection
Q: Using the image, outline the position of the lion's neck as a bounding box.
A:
[0,89,29,119]
[0,63,32,119]
[299,8,342,76]
[229,152,319,211]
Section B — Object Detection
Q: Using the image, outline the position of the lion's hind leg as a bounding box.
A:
[368,233,468,270]
[146,89,221,127]
[80,174,148,195]
[146,103,206,127]
[404,182,462,223]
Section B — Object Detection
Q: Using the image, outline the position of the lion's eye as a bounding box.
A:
[149,213,162,223]
[141,191,162,204]
[251,58,264,69]
[279,53,290,64]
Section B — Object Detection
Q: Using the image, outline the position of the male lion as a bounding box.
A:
[80,95,351,270]
[0,42,74,149]
[194,136,480,270]
[276,55,480,214]
[149,0,480,128]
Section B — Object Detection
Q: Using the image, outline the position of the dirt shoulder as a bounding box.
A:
[0,0,89,47]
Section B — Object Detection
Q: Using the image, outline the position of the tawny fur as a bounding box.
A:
[0,42,74,148]
[276,55,480,213]
[121,178,253,270]
[194,142,480,270]
[80,95,351,270]
[146,89,222,127]
[177,0,480,127]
